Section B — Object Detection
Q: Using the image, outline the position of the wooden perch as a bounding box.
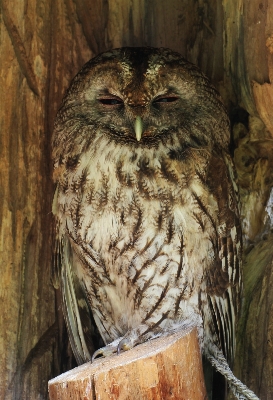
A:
[48,327,207,400]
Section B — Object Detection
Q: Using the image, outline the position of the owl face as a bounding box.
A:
[53,47,229,169]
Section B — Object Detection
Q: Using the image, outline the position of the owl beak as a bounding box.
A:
[134,116,143,141]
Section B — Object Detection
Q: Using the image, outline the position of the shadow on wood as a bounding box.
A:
[48,327,207,400]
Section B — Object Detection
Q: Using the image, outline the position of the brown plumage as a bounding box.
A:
[52,47,248,397]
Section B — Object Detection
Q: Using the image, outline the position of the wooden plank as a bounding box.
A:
[48,327,207,400]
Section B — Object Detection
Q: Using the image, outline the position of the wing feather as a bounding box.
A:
[58,236,95,364]
[206,152,242,365]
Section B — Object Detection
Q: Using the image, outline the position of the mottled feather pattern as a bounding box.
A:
[53,48,243,390]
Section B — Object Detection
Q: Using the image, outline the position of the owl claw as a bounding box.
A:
[91,348,105,362]
[117,337,133,354]
[91,342,119,362]
[91,337,136,361]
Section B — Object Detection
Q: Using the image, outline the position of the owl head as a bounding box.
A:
[52,47,229,171]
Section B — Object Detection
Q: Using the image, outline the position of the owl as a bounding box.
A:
[52,47,257,399]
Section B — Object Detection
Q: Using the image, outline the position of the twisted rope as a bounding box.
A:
[207,344,260,400]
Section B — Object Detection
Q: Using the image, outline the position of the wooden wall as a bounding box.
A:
[0,1,272,398]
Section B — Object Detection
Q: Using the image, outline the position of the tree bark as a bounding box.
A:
[0,0,272,399]
[48,328,207,400]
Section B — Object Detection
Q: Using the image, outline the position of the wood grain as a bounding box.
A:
[48,328,207,400]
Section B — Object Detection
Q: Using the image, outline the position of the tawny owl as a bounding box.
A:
[52,47,257,399]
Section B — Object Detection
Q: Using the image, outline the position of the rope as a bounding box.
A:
[207,344,260,400]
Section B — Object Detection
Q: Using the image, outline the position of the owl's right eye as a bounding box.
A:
[98,96,123,107]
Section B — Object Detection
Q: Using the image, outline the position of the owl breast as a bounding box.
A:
[57,133,220,346]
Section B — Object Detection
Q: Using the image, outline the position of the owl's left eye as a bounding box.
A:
[153,95,179,104]
[98,96,123,106]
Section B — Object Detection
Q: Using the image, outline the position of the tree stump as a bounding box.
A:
[48,327,207,400]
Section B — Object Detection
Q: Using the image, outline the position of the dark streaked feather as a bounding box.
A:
[59,236,95,364]
[206,153,242,365]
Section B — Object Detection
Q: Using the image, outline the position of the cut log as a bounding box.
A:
[48,327,207,400]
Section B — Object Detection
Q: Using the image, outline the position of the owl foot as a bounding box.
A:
[92,320,198,362]
[92,324,158,361]
[91,335,137,361]
[117,336,135,354]
[91,338,121,362]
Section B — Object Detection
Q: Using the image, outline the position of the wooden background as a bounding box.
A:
[0,0,272,398]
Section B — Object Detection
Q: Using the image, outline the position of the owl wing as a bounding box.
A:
[55,235,96,364]
[206,152,242,365]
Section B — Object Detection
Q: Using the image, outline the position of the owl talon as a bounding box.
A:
[91,341,119,362]
[92,348,114,362]
[92,348,105,362]
[91,337,133,361]
[117,337,133,355]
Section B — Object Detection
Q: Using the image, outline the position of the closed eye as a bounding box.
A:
[153,95,179,104]
[98,96,123,106]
